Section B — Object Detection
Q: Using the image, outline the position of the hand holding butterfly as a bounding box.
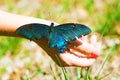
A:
[34,33,102,67]
[0,10,102,67]
[60,34,102,67]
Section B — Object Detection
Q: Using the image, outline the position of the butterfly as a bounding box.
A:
[16,23,91,54]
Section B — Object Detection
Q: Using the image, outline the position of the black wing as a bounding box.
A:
[53,23,91,42]
[16,23,50,40]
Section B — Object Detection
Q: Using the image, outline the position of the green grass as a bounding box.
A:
[95,43,116,80]
[76,67,82,80]
[0,66,6,77]
[0,37,22,58]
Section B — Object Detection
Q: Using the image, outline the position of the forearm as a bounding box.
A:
[0,10,53,37]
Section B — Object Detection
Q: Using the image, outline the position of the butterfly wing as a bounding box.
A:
[16,23,91,54]
[49,32,67,53]
[53,23,91,42]
[16,23,50,40]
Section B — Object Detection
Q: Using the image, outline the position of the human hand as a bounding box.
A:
[34,33,102,67]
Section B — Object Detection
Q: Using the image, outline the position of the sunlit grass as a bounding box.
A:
[95,43,116,80]
[0,37,21,58]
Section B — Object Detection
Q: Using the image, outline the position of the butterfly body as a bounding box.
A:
[16,23,91,54]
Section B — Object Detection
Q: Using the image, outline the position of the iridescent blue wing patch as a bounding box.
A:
[49,32,67,53]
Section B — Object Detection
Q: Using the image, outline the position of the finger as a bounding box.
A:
[68,48,88,57]
[90,33,98,45]
[74,35,88,45]
[81,35,88,42]
[69,50,96,58]
[59,53,95,67]
[74,37,83,45]
[71,57,96,67]
[94,42,102,50]
[94,41,102,55]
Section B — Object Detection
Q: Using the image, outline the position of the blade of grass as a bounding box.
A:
[99,71,112,80]
[50,65,57,80]
[96,43,116,78]
[85,68,92,80]
[55,54,70,80]
[98,23,108,41]
[77,67,82,80]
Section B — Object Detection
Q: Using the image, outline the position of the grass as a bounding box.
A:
[76,67,82,80]
[96,43,116,77]
[0,37,22,58]
[95,43,116,80]
[0,0,120,80]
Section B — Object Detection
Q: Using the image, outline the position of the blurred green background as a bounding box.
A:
[0,0,120,80]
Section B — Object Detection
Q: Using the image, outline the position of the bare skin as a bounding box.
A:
[0,10,102,67]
